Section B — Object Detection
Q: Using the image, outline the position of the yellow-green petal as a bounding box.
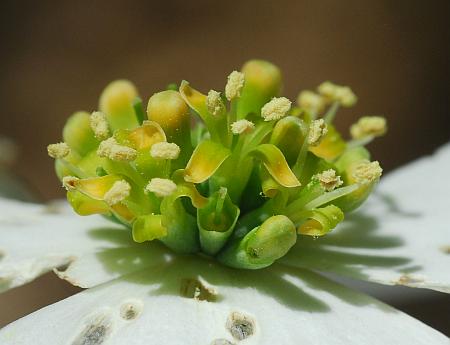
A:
[184,140,231,183]
[296,205,344,236]
[251,144,300,188]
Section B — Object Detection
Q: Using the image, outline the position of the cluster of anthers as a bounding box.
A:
[47,60,386,269]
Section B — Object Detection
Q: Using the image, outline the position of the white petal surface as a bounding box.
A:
[0,258,447,345]
[282,143,450,293]
[0,199,169,292]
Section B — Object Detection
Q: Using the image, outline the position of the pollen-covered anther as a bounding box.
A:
[318,81,357,107]
[104,180,131,206]
[97,137,137,161]
[145,178,177,197]
[62,175,79,191]
[231,120,255,135]
[150,142,180,160]
[90,111,110,140]
[206,90,226,117]
[225,71,245,101]
[261,97,291,121]
[316,169,343,191]
[308,119,328,146]
[350,116,387,139]
[297,90,325,113]
[47,142,70,159]
[353,160,383,184]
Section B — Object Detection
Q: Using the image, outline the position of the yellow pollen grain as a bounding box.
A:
[47,142,70,159]
[350,116,387,139]
[261,97,291,121]
[316,169,343,191]
[231,120,255,135]
[90,111,110,140]
[62,175,79,191]
[225,71,245,101]
[206,90,225,116]
[150,142,180,160]
[308,119,328,146]
[104,180,131,205]
[353,160,383,184]
[97,137,137,161]
[145,178,177,197]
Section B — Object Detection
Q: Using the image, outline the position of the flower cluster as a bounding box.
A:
[48,60,386,269]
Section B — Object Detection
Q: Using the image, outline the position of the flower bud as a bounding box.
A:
[63,111,99,156]
[237,60,282,119]
[99,80,139,131]
[147,90,191,161]
[218,215,297,269]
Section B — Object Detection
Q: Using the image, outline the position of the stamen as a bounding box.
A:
[225,71,245,101]
[145,178,177,197]
[97,137,137,161]
[316,169,343,191]
[90,111,110,140]
[353,161,383,184]
[231,120,255,135]
[150,142,180,160]
[47,142,70,159]
[308,119,328,146]
[104,180,131,205]
[297,90,325,114]
[206,90,226,117]
[350,116,387,139]
[261,97,291,121]
[318,81,357,107]
[62,175,79,191]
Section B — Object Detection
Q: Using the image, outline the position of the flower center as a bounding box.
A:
[47,60,386,269]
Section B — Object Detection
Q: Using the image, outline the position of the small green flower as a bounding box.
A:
[47,60,385,269]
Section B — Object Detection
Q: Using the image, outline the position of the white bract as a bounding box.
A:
[0,144,449,343]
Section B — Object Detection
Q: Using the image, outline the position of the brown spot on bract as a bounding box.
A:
[120,299,143,320]
[71,313,112,345]
[180,278,217,302]
[396,274,425,285]
[226,311,255,341]
[439,245,450,254]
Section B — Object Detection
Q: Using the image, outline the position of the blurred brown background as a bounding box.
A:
[0,0,449,334]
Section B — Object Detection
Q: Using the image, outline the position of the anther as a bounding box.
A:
[47,142,70,159]
[230,120,255,135]
[145,178,177,197]
[90,111,110,140]
[206,90,226,116]
[104,180,131,205]
[316,169,343,191]
[225,71,245,101]
[353,161,383,184]
[350,116,387,139]
[150,142,181,160]
[261,97,291,121]
[308,119,328,146]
